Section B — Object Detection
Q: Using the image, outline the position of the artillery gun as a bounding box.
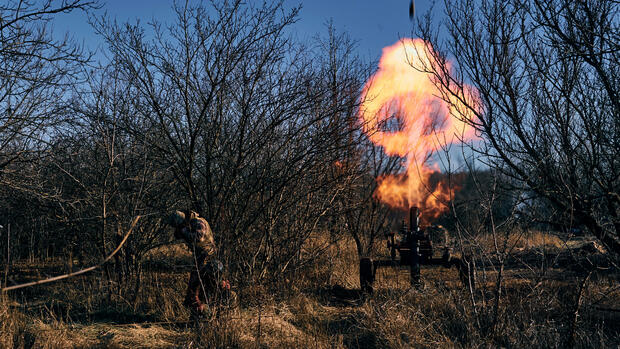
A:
[359,206,473,293]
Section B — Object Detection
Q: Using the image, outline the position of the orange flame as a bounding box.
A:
[358,38,477,222]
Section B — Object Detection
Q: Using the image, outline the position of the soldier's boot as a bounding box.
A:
[184,280,206,314]
[186,293,207,324]
[184,269,201,306]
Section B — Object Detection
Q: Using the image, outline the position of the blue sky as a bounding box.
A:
[293,0,432,59]
[52,0,471,170]
[53,0,435,62]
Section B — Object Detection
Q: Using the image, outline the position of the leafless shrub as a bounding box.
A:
[415,0,619,258]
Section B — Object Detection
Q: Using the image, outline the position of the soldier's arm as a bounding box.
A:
[180,219,208,242]
[192,218,217,252]
[178,227,195,241]
[188,219,205,237]
[174,226,184,240]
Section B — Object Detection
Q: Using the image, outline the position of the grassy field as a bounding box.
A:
[1,233,619,348]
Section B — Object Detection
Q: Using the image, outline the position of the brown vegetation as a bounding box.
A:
[0,0,618,348]
[2,234,618,348]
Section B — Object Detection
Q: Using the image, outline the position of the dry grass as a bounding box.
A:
[473,230,566,253]
[1,231,618,348]
[8,320,193,348]
[511,230,566,249]
[1,295,29,348]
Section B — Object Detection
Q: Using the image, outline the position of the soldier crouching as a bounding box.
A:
[167,210,233,315]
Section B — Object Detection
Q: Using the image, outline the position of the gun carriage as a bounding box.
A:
[359,206,472,293]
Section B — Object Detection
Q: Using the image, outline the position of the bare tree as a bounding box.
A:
[62,65,178,298]
[415,0,620,258]
[0,0,99,285]
[0,0,97,171]
[92,1,371,284]
[307,24,395,260]
[338,142,401,259]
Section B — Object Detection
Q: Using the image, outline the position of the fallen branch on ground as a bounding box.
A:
[1,216,141,292]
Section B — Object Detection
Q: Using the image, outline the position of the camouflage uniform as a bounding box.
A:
[174,212,217,313]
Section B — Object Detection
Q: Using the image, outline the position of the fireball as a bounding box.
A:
[358,38,477,223]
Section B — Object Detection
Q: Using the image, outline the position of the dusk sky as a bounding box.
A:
[54,0,435,63]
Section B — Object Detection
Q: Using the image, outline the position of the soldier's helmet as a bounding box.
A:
[166,210,186,227]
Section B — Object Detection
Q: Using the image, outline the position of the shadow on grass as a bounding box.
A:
[84,308,160,325]
[312,285,366,307]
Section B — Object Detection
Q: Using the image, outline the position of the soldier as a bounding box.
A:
[167,210,220,314]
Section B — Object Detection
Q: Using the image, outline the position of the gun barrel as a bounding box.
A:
[409,206,419,232]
